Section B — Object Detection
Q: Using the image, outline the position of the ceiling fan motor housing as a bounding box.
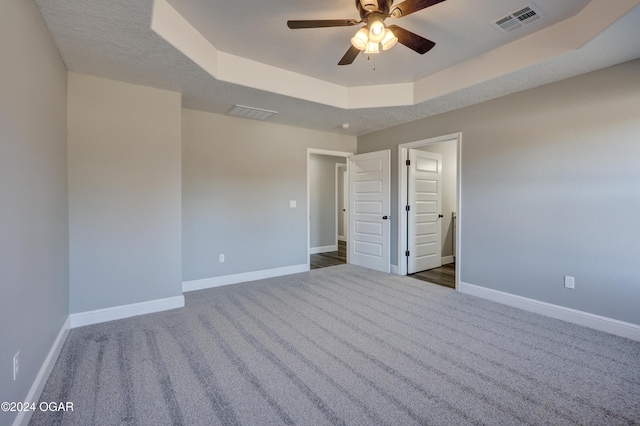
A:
[357,0,393,18]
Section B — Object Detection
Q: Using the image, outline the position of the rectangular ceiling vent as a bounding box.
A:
[228,105,278,121]
[491,3,545,34]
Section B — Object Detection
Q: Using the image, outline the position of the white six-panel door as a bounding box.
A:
[408,149,442,274]
[349,150,390,273]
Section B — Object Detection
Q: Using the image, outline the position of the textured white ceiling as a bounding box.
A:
[34,0,640,136]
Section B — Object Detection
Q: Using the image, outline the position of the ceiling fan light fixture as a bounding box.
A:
[286,0,443,66]
[351,27,369,50]
[368,19,386,43]
[364,41,380,54]
[381,28,398,50]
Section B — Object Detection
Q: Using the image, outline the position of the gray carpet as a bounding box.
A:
[31,265,640,425]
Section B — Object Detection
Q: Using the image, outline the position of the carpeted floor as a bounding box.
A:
[31,265,640,425]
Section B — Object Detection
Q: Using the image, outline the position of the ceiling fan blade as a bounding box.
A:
[387,25,435,54]
[338,45,361,66]
[287,19,358,29]
[390,0,445,18]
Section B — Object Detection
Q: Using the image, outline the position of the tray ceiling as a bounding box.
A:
[34,0,640,135]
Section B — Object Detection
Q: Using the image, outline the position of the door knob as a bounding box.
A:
[382,215,389,220]
[438,214,444,218]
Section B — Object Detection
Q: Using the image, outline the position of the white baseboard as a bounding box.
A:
[459,282,640,341]
[441,255,455,264]
[183,263,309,292]
[310,245,338,254]
[69,295,185,329]
[13,317,71,426]
[390,264,398,275]
[338,235,346,242]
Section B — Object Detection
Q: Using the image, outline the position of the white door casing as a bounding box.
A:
[349,150,391,273]
[408,149,442,274]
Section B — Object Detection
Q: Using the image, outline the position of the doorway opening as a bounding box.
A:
[311,163,348,269]
[398,133,461,289]
[307,149,353,270]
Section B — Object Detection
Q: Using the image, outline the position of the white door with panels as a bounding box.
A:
[349,150,391,273]
[407,149,442,274]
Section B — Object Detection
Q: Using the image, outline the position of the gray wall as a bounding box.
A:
[68,73,182,313]
[0,0,69,422]
[182,109,356,282]
[310,154,346,249]
[417,140,457,258]
[358,59,640,325]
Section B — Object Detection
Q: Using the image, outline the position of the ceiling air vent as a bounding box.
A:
[491,3,545,34]
[228,105,277,121]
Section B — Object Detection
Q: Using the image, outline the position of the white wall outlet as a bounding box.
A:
[218,254,225,263]
[564,276,575,289]
[289,200,297,208]
[13,351,19,381]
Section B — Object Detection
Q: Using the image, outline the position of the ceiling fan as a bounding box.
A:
[287,0,446,65]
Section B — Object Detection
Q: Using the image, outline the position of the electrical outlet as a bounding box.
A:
[219,254,225,263]
[13,351,19,381]
[564,276,575,289]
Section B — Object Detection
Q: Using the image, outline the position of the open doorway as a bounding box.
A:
[314,163,347,269]
[398,133,461,289]
[337,163,347,243]
[307,149,352,270]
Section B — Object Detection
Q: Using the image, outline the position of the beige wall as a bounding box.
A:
[0,0,69,422]
[182,109,356,281]
[359,59,640,325]
[68,73,182,313]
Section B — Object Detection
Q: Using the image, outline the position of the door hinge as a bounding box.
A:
[405,205,410,211]
[405,250,410,257]
[406,160,411,166]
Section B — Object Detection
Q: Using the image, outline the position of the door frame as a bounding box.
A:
[397,133,462,287]
[307,148,353,270]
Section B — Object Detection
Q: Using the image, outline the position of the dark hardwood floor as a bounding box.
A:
[311,242,455,289]
[310,241,346,269]
[410,263,456,289]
